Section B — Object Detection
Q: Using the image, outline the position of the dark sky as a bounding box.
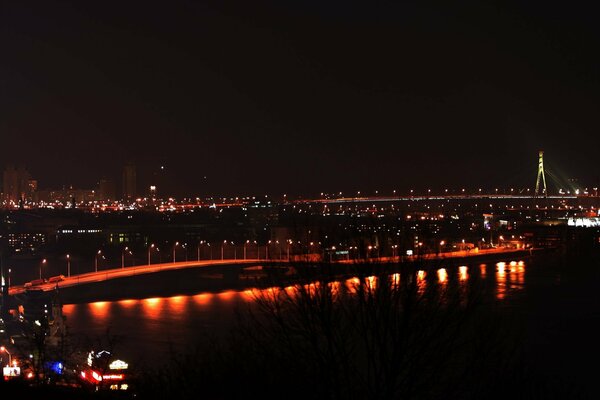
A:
[2,0,599,197]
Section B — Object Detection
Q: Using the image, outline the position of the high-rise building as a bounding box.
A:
[27,179,38,203]
[3,166,32,203]
[98,178,116,201]
[122,163,137,201]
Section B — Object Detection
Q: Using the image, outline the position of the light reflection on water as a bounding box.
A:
[459,266,468,281]
[494,261,525,300]
[61,260,526,364]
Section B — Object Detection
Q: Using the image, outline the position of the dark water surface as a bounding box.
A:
[60,253,600,397]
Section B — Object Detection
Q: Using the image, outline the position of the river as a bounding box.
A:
[59,252,600,397]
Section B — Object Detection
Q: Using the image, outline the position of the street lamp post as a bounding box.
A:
[7,268,11,287]
[148,244,155,265]
[172,242,179,263]
[197,241,203,261]
[348,246,356,260]
[244,240,249,260]
[121,247,129,269]
[40,259,47,280]
[221,240,226,260]
[95,250,102,272]
[0,346,11,366]
[66,254,71,277]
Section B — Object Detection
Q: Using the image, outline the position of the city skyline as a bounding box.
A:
[2,1,600,196]
[1,148,596,203]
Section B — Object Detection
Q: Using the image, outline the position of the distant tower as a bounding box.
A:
[534,150,547,198]
[122,163,137,201]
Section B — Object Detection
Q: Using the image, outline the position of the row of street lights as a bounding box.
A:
[34,239,448,280]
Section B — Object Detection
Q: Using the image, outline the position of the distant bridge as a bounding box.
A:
[292,194,579,205]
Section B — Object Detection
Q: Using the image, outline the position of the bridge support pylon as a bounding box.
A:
[534,150,547,198]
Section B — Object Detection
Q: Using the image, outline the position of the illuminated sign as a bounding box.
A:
[109,360,129,370]
[103,374,124,380]
[3,366,21,377]
[567,218,600,227]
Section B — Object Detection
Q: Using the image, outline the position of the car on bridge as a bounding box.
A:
[22,280,45,288]
[48,275,65,283]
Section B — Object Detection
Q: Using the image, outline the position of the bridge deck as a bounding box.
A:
[8,247,534,296]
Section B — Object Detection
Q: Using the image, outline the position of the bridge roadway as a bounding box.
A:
[294,194,579,204]
[8,247,533,296]
[8,258,273,296]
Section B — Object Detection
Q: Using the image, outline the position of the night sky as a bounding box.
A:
[2,0,599,197]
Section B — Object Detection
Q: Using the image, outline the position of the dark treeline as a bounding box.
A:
[133,261,582,399]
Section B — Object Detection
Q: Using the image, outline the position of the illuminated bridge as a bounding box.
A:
[293,194,579,205]
[8,247,534,299]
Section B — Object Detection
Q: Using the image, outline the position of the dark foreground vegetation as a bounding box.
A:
[134,262,582,400]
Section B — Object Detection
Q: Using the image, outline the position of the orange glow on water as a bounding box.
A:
[496,262,506,273]
[142,297,163,319]
[437,268,448,284]
[217,290,237,301]
[366,276,377,290]
[459,266,468,281]
[328,281,342,296]
[89,301,110,321]
[240,289,256,302]
[144,297,161,306]
[416,270,427,293]
[118,299,136,308]
[391,273,401,287]
[167,296,188,313]
[345,277,360,293]
[283,285,296,297]
[480,264,487,278]
[496,264,507,300]
[192,293,212,306]
[62,304,75,314]
[515,262,525,284]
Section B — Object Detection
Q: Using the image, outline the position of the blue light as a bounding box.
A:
[46,361,64,375]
